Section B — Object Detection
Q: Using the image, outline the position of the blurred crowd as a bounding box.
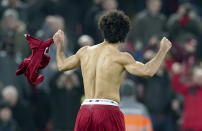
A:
[0,0,202,131]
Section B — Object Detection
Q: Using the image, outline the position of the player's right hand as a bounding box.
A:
[160,37,172,52]
[53,29,64,49]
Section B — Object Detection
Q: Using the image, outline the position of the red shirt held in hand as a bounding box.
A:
[15,34,53,85]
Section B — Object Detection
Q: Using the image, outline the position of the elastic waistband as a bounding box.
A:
[82,99,119,106]
[80,104,120,111]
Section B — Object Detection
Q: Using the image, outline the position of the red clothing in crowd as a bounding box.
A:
[15,35,53,85]
[165,55,195,76]
[172,74,202,131]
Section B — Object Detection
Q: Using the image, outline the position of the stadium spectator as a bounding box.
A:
[166,1,202,59]
[0,8,28,62]
[120,79,153,131]
[2,85,36,131]
[83,0,103,40]
[49,71,82,131]
[0,100,20,131]
[0,49,30,99]
[36,15,72,90]
[128,0,166,50]
[78,35,94,47]
[167,1,202,44]
[138,49,175,131]
[0,0,28,21]
[171,63,202,131]
[165,38,197,76]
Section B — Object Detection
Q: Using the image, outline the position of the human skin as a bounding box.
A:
[53,30,172,103]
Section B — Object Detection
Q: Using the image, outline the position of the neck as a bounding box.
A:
[103,39,120,48]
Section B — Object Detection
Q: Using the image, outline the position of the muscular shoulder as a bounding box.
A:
[76,46,89,57]
[121,52,134,60]
[117,52,135,65]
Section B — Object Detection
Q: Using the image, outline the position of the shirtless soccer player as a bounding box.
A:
[53,10,172,131]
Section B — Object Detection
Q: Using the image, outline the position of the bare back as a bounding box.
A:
[79,43,124,102]
[54,30,172,103]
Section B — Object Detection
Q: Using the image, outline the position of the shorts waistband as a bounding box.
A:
[82,99,119,106]
[80,104,120,111]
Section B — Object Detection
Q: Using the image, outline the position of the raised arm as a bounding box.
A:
[122,37,172,77]
[53,30,81,72]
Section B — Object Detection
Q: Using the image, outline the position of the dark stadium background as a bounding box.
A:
[0,0,202,131]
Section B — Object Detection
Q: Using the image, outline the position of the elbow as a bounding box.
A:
[58,67,63,72]
[144,70,155,78]
[58,65,65,72]
[58,68,63,72]
[149,71,155,77]
[145,73,154,78]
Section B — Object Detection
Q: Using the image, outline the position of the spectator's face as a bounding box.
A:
[178,3,192,16]
[93,0,103,5]
[78,35,94,47]
[102,0,118,11]
[2,88,18,106]
[184,41,197,54]
[144,49,155,60]
[0,108,12,122]
[192,68,202,86]
[3,94,18,106]
[64,72,79,90]
[46,16,65,33]
[147,0,161,15]
[8,0,20,7]
[57,72,79,90]
[2,16,18,30]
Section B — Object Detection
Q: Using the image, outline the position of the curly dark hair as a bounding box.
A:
[98,10,130,43]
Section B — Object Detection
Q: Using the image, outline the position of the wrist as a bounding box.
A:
[159,47,169,53]
[56,45,64,52]
[55,41,63,47]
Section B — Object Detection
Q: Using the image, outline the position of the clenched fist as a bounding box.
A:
[53,30,64,49]
[160,37,172,52]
